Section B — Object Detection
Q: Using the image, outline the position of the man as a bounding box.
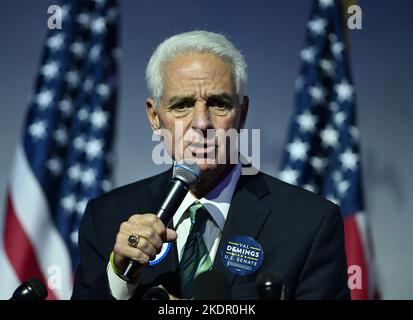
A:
[71,31,349,300]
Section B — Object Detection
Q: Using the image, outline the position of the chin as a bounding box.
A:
[197,161,220,174]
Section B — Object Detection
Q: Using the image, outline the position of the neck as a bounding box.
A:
[190,164,235,199]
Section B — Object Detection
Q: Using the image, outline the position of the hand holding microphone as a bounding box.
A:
[112,214,177,281]
[113,159,200,283]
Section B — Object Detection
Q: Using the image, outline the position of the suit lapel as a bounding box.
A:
[212,173,272,286]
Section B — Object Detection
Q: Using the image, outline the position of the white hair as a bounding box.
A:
[146,30,247,105]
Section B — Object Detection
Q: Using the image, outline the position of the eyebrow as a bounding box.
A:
[168,95,196,105]
[168,93,234,105]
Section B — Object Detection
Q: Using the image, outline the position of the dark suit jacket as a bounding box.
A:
[71,168,350,300]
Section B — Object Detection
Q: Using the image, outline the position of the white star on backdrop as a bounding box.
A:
[70,230,79,245]
[326,194,340,206]
[58,99,73,117]
[309,85,326,104]
[279,167,299,185]
[36,90,54,109]
[77,13,91,27]
[300,47,317,63]
[329,101,339,113]
[68,164,82,181]
[78,108,89,121]
[86,138,104,159]
[101,179,112,192]
[46,157,63,176]
[334,111,347,127]
[287,139,309,162]
[335,80,354,102]
[349,126,359,142]
[303,184,317,193]
[295,76,304,90]
[320,59,335,77]
[308,18,327,36]
[47,33,64,51]
[340,148,359,171]
[90,109,109,129]
[320,125,339,148]
[91,17,106,34]
[83,78,94,92]
[311,156,328,174]
[61,4,70,21]
[319,0,334,8]
[53,127,68,146]
[81,168,97,187]
[73,135,86,151]
[61,194,77,212]
[97,84,110,98]
[76,199,88,215]
[28,121,47,140]
[337,180,350,197]
[89,44,101,62]
[332,41,344,58]
[65,70,80,88]
[71,41,86,58]
[297,111,317,133]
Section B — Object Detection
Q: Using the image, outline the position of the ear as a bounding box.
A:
[239,95,249,129]
[146,98,161,135]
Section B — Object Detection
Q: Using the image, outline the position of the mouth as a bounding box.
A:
[187,142,217,155]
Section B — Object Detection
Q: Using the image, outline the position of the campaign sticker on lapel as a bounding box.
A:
[220,236,264,276]
[148,242,172,266]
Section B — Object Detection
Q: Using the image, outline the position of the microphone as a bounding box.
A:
[257,273,289,300]
[192,270,231,300]
[142,286,170,300]
[10,278,48,300]
[121,159,200,282]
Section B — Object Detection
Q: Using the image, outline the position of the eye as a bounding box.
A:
[170,102,191,111]
[207,98,232,110]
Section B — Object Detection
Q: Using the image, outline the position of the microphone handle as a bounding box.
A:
[120,179,189,282]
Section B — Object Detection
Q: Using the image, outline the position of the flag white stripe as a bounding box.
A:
[0,229,20,299]
[9,144,73,299]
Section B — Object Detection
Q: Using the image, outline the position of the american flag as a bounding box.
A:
[0,0,118,299]
[278,0,377,299]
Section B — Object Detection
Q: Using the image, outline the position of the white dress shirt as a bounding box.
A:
[107,163,242,300]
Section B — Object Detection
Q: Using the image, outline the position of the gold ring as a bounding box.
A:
[127,234,140,248]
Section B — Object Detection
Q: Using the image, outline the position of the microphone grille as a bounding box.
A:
[173,159,200,186]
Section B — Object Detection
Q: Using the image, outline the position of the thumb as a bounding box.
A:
[166,228,177,242]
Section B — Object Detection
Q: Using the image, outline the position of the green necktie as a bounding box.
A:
[179,201,213,299]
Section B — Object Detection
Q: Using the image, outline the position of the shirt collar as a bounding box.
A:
[173,163,242,231]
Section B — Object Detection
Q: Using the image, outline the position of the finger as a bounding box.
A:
[120,222,163,251]
[165,228,177,242]
[114,240,151,265]
[131,214,166,239]
[118,231,158,259]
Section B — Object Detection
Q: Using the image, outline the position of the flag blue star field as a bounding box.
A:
[278,0,377,299]
[0,0,119,299]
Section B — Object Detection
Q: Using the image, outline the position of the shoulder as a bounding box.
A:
[85,169,171,225]
[95,168,170,204]
[252,171,341,226]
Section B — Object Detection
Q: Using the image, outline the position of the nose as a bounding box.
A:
[191,103,213,134]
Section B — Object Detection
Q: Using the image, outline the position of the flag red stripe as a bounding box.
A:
[3,192,57,300]
[344,214,368,300]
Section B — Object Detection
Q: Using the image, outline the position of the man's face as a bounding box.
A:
[146,52,248,175]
